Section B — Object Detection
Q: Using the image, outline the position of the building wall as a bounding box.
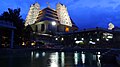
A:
[56,28,116,48]
[31,20,58,34]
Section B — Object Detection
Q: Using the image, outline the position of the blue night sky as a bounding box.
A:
[0,0,120,29]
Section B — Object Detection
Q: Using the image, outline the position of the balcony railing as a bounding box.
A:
[0,20,16,29]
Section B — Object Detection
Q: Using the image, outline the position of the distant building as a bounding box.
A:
[0,20,16,48]
[57,27,120,48]
[25,3,78,35]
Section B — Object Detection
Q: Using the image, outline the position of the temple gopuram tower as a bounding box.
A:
[25,2,78,35]
[25,3,40,26]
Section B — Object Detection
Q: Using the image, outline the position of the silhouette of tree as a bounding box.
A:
[0,8,25,46]
[24,25,33,41]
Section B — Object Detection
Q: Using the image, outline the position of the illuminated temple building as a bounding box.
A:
[24,3,120,48]
[25,3,78,35]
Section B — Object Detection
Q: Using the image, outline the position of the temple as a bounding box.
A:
[25,3,78,35]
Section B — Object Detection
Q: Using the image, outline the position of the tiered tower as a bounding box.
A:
[56,3,72,27]
[25,3,40,26]
[25,3,78,34]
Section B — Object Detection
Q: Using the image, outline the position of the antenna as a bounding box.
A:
[46,2,50,8]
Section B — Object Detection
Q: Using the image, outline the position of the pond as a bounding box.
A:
[0,50,119,67]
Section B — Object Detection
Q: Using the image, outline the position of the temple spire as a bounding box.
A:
[46,2,50,8]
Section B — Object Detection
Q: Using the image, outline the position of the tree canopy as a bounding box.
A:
[0,8,25,45]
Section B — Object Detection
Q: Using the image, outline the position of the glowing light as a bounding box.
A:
[42,52,46,57]
[89,41,96,44]
[97,54,101,64]
[31,42,35,46]
[81,38,84,40]
[81,52,85,64]
[35,52,39,58]
[61,52,64,67]
[106,39,109,41]
[31,51,34,57]
[65,27,69,32]
[74,52,78,65]
[52,21,56,26]
[107,36,113,38]
[61,38,64,41]
[55,38,58,40]
[75,41,83,44]
[50,52,59,67]
[98,52,100,55]
[103,33,113,39]
[108,23,114,30]
[97,38,100,41]
[74,38,77,40]
[22,42,25,46]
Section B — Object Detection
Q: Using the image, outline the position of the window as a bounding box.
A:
[41,24,45,32]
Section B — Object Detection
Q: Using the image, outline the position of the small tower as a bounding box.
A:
[25,3,40,26]
[108,22,114,30]
[46,2,50,8]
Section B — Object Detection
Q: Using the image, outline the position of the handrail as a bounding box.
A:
[0,20,13,26]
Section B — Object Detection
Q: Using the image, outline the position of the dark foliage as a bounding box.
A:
[0,8,25,45]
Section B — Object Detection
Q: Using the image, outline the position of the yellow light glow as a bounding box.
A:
[22,42,25,46]
[31,42,35,46]
[65,27,69,32]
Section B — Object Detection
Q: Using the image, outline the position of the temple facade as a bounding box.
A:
[25,3,78,35]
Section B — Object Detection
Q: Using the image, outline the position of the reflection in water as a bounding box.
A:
[31,51,33,57]
[74,51,78,65]
[42,52,46,57]
[61,52,64,67]
[93,55,96,61]
[49,52,59,67]
[35,52,39,58]
[81,51,85,64]
[98,52,100,55]
[97,52,101,67]
[0,51,108,67]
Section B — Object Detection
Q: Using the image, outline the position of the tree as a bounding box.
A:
[0,8,25,46]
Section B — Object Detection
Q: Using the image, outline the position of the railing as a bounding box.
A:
[0,20,15,29]
[0,20,13,26]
